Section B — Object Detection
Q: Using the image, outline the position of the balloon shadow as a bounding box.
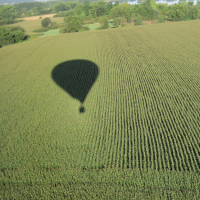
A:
[52,60,99,113]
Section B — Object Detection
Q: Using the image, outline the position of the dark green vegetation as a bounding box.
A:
[99,16,109,29]
[0,26,27,47]
[52,60,99,112]
[53,0,200,24]
[0,5,18,25]
[113,17,126,27]
[158,15,165,23]
[0,2,55,24]
[0,0,36,4]
[57,0,200,32]
[14,1,55,17]
[1,0,200,27]
[0,20,200,198]
[135,15,143,25]
[41,17,52,28]
[33,18,62,33]
[60,15,84,33]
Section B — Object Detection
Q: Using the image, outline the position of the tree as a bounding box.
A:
[135,15,143,25]
[90,1,98,18]
[90,1,106,18]
[96,1,106,17]
[113,17,126,27]
[74,4,84,15]
[66,1,80,9]
[0,26,26,47]
[114,1,119,7]
[169,4,186,21]
[61,16,84,33]
[14,2,46,13]
[188,6,199,19]
[99,16,109,29]
[55,3,67,13]
[83,0,90,16]
[157,3,169,15]
[25,11,32,17]
[137,4,159,20]
[0,5,16,25]
[111,3,134,23]
[179,0,187,4]
[188,1,194,6]
[21,7,27,14]
[157,15,165,23]
[106,2,113,15]
[32,7,40,15]
[41,17,51,28]
[143,0,157,9]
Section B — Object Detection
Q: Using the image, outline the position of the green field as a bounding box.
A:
[10,17,64,34]
[40,28,60,37]
[1,20,200,199]
[87,22,101,30]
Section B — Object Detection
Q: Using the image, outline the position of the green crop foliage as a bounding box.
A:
[1,20,200,199]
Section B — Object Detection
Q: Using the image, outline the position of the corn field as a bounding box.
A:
[0,20,200,198]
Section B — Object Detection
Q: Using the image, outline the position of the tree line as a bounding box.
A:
[56,0,200,32]
[0,0,199,24]
[0,0,200,45]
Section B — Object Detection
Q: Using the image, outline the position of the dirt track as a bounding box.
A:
[20,14,56,21]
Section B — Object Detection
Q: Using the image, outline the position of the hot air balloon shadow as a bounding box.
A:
[52,60,99,113]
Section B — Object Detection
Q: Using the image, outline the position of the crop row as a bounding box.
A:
[79,27,200,171]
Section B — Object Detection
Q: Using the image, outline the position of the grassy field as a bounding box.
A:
[1,20,200,199]
[87,22,101,30]
[12,17,99,36]
[11,17,64,35]
[40,29,60,37]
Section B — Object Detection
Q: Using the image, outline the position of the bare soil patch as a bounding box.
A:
[143,20,157,25]
[20,14,56,21]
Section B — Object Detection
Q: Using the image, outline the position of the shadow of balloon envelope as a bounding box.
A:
[52,60,99,113]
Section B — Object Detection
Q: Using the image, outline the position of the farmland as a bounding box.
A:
[1,19,200,198]
[10,16,64,34]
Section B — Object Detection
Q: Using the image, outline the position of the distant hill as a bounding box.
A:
[0,0,35,5]
[0,0,51,5]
